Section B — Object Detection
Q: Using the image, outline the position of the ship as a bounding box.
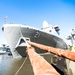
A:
[2,21,68,58]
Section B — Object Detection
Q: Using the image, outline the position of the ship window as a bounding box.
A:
[54,27,60,31]
[49,30,52,32]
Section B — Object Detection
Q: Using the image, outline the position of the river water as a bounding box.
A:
[0,53,69,75]
[0,54,33,75]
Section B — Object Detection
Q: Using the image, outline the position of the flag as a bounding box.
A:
[4,16,8,21]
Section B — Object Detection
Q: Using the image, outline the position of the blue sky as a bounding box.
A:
[0,0,75,46]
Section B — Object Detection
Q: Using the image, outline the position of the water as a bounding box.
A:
[0,54,13,75]
[0,53,69,75]
[0,54,33,75]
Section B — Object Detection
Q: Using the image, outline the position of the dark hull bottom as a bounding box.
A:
[16,45,48,57]
[15,27,67,57]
